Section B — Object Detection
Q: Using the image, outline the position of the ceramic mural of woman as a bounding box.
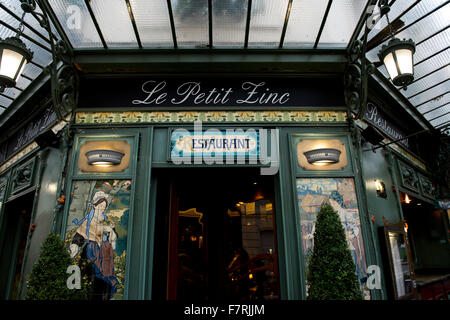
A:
[68,180,130,299]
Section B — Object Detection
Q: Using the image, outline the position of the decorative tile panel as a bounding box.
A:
[418,174,435,199]
[75,110,347,125]
[0,142,39,175]
[10,157,36,195]
[398,161,420,193]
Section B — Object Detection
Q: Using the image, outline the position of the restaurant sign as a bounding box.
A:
[364,102,409,147]
[170,129,259,159]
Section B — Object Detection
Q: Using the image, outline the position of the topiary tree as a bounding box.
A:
[25,233,87,300]
[306,202,363,300]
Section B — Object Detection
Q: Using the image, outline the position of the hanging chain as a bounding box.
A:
[15,11,26,38]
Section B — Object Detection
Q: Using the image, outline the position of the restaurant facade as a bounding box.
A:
[0,0,449,301]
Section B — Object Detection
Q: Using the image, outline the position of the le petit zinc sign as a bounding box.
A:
[78,77,344,108]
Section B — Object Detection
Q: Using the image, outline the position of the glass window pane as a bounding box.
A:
[403,65,450,98]
[409,80,450,106]
[417,92,450,113]
[415,29,450,64]
[388,232,413,297]
[367,0,418,41]
[248,0,289,48]
[16,76,32,90]
[430,112,450,127]
[0,96,12,109]
[1,0,57,42]
[423,103,450,120]
[171,0,209,48]
[89,0,138,48]
[367,1,449,61]
[129,0,173,48]
[49,0,103,48]
[317,0,367,48]
[21,62,43,79]
[414,48,450,79]
[3,87,21,99]
[212,0,248,47]
[283,0,329,48]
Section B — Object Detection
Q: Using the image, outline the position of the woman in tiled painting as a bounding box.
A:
[69,182,127,299]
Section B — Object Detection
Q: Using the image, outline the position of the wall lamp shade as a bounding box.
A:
[378,38,415,87]
[86,149,125,167]
[375,179,387,198]
[303,148,341,166]
[0,37,33,88]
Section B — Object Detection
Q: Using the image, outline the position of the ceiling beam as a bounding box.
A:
[73,50,348,74]
[244,0,252,49]
[84,0,107,48]
[314,0,333,49]
[279,0,293,48]
[125,0,142,49]
[166,0,177,48]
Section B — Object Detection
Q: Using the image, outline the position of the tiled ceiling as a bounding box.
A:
[0,0,449,133]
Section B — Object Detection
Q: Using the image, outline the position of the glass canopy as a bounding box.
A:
[0,0,448,134]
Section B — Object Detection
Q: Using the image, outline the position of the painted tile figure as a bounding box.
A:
[66,180,131,300]
[297,178,370,299]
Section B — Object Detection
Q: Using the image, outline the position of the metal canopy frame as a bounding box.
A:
[0,0,448,133]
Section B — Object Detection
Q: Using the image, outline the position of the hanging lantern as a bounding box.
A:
[0,36,33,89]
[378,37,415,87]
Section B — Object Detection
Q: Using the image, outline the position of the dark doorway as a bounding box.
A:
[152,168,280,301]
[401,193,450,271]
[0,191,34,299]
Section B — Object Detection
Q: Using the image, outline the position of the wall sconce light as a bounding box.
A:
[375,179,387,198]
[404,193,411,204]
[303,148,341,166]
[86,149,124,167]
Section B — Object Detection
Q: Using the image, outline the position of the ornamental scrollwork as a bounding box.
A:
[11,159,35,194]
[22,0,78,121]
[399,163,419,191]
[419,175,435,199]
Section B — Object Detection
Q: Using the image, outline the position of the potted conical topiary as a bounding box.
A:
[306,202,363,300]
[25,233,87,300]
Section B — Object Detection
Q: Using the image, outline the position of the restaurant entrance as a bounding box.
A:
[152,168,280,301]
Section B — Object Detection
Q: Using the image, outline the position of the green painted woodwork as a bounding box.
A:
[60,129,141,300]
[56,120,385,300]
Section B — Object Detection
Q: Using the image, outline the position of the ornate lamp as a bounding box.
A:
[377,2,416,89]
[1,0,77,120]
[0,7,33,92]
[345,0,416,120]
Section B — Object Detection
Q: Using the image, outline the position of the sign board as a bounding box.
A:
[78,77,344,108]
[170,130,259,159]
[364,102,409,148]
